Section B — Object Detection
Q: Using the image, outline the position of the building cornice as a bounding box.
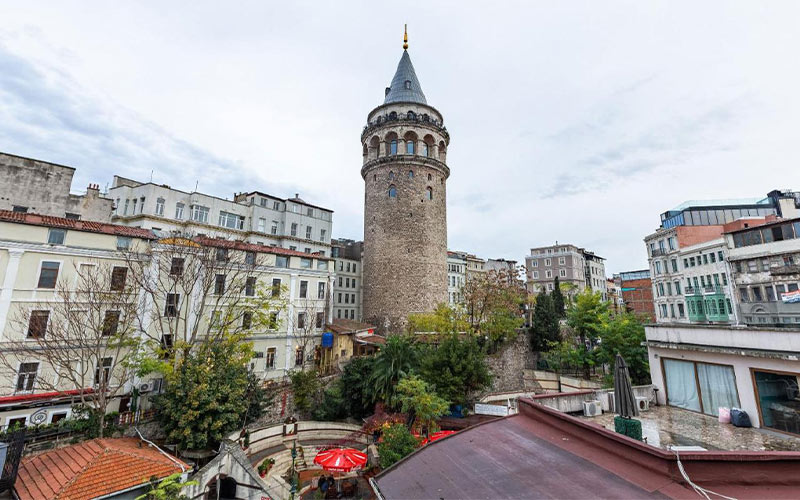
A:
[360,155,450,180]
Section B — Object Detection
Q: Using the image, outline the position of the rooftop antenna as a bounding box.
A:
[194,180,199,192]
[403,24,408,50]
[149,169,153,183]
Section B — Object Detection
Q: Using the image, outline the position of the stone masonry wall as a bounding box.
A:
[484,331,538,393]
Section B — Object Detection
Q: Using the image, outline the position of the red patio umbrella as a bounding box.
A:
[313,447,368,473]
[421,430,456,445]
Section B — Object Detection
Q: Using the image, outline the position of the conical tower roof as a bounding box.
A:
[384,50,427,105]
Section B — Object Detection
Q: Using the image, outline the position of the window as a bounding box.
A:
[219,211,245,230]
[533,271,539,279]
[406,140,415,154]
[164,293,180,317]
[306,226,312,239]
[12,205,28,213]
[747,260,758,273]
[316,312,324,329]
[155,197,165,216]
[320,229,327,242]
[132,198,137,214]
[317,260,328,271]
[214,274,226,295]
[170,258,184,276]
[388,185,397,198]
[702,254,708,265]
[671,259,678,272]
[268,220,278,235]
[318,282,326,299]
[295,348,305,366]
[300,258,312,269]
[662,359,739,417]
[273,201,281,210]
[559,269,566,277]
[266,348,276,369]
[558,257,565,265]
[297,312,306,329]
[276,256,289,268]
[545,270,552,279]
[110,267,128,291]
[426,187,433,200]
[124,199,130,215]
[191,205,209,223]
[718,251,724,261]
[95,357,113,387]
[27,310,49,338]
[48,228,66,245]
[290,223,298,236]
[245,277,256,296]
[408,170,414,179]
[753,370,800,435]
[37,261,60,289]
[242,311,253,329]
[175,203,185,219]
[678,303,685,317]
[257,218,266,232]
[269,312,279,329]
[668,237,676,250]
[532,260,538,268]
[102,310,120,336]
[709,253,716,263]
[300,280,308,298]
[16,362,38,393]
[390,140,398,155]
[739,287,750,302]
[306,207,314,217]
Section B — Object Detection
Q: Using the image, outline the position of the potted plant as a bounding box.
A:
[258,458,275,477]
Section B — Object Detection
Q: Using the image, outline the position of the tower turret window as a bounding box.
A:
[422,143,429,157]
[426,187,433,200]
[408,170,414,179]
[390,140,398,155]
[389,185,397,198]
[427,173,432,181]
[404,80,411,90]
[388,171,395,180]
[406,141,415,154]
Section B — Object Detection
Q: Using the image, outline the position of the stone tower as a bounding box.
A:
[361,33,450,333]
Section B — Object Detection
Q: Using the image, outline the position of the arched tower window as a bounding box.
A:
[427,173,432,181]
[408,170,414,179]
[388,185,397,198]
[385,132,398,156]
[390,140,398,155]
[406,141,414,154]
[404,131,417,155]
[423,134,434,158]
[388,171,395,180]
[421,143,429,157]
[426,187,433,200]
[439,140,447,162]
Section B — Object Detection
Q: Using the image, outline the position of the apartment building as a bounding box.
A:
[447,251,467,306]
[331,239,362,321]
[525,243,606,299]
[644,191,799,324]
[0,211,334,429]
[0,152,113,221]
[108,177,333,256]
[465,254,487,282]
[615,270,655,321]
[726,218,800,326]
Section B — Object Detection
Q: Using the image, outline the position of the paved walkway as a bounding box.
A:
[583,405,800,451]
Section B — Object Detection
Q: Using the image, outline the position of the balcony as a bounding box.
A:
[702,285,725,295]
[650,249,668,257]
[684,287,702,296]
[686,293,730,323]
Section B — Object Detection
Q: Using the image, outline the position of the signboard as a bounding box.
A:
[781,290,800,304]
[474,403,509,417]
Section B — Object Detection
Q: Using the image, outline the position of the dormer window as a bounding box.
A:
[404,80,411,90]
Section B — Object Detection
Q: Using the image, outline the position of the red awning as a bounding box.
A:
[0,388,93,406]
[313,448,368,472]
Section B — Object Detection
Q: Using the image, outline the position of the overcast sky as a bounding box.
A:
[2,1,799,274]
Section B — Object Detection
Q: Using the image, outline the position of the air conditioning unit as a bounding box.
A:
[139,378,164,394]
[583,400,603,417]
[636,396,650,412]
[138,382,152,393]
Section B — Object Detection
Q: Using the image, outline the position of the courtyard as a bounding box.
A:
[582,404,800,452]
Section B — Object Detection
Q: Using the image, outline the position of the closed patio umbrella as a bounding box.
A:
[614,353,639,419]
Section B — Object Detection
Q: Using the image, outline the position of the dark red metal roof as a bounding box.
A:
[373,398,800,499]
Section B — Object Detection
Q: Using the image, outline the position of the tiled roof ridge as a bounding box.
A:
[50,439,107,498]
[0,210,156,239]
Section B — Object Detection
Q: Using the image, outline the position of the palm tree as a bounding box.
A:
[367,335,418,407]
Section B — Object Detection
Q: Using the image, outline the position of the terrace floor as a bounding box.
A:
[581,404,800,452]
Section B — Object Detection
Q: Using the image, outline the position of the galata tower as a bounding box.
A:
[361,28,450,333]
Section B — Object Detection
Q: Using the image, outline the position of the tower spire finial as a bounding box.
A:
[403,24,408,50]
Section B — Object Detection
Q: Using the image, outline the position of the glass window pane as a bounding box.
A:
[663,359,701,412]
[754,370,800,433]
[697,363,739,416]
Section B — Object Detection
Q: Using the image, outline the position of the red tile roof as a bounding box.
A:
[194,235,333,260]
[15,438,188,500]
[325,319,376,334]
[0,211,156,239]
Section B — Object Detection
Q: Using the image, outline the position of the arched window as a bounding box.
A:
[426,187,433,200]
[389,111,397,120]
[388,185,397,198]
[421,143,429,157]
[388,171,395,180]
[427,173,432,181]
[390,140,398,155]
[406,141,415,154]
[407,111,415,119]
[408,170,414,179]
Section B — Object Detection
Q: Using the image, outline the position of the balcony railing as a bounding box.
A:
[703,285,725,295]
[651,249,668,257]
[685,287,702,296]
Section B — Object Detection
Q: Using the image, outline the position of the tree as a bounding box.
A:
[290,369,320,415]
[551,277,566,318]
[136,473,196,500]
[288,297,327,372]
[377,423,420,469]
[566,290,609,379]
[396,375,449,434]
[367,335,418,407]
[154,333,254,451]
[598,312,650,386]
[407,303,469,335]
[529,294,561,353]
[0,260,143,438]
[461,269,526,347]
[419,333,491,406]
